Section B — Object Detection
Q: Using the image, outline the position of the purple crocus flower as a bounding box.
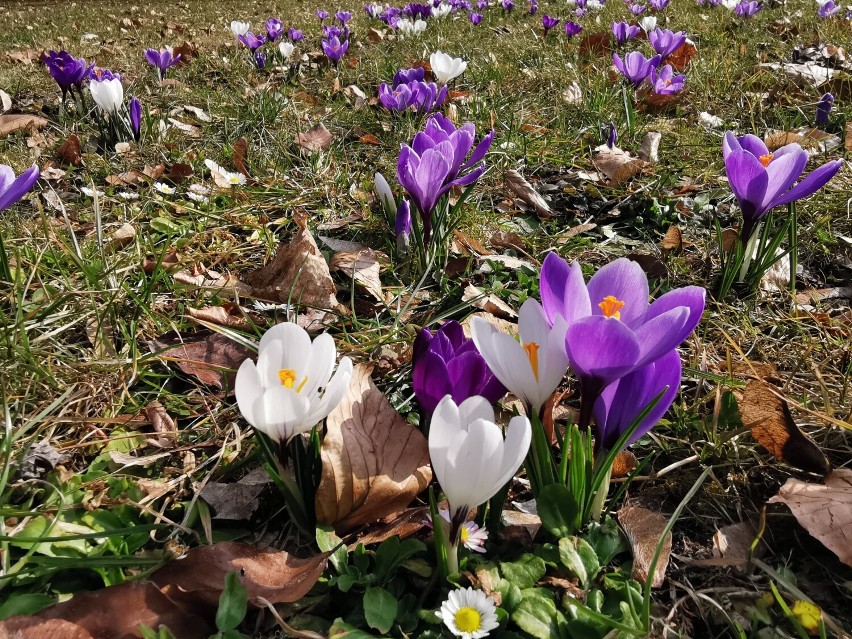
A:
[502,0,515,10]
[397,113,494,243]
[539,254,705,428]
[575,7,589,16]
[317,9,329,21]
[289,28,306,41]
[396,198,412,238]
[144,47,181,81]
[470,11,483,23]
[649,0,670,9]
[735,0,761,17]
[722,131,843,240]
[816,93,834,126]
[612,21,641,44]
[528,0,539,14]
[322,36,349,64]
[613,51,662,86]
[542,14,559,33]
[129,97,142,141]
[605,122,617,148]
[564,21,583,37]
[648,28,686,58]
[628,3,646,13]
[394,67,426,85]
[476,0,488,8]
[379,81,447,112]
[253,51,268,69]
[322,24,347,39]
[238,32,265,50]
[593,349,681,452]
[265,18,284,41]
[0,164,40,212]
[818,1,840,17]
[413,321,507,414]
[43,51,93,99]
[650,64,685,93]
[405,2,433,17]
[336,10,353,22]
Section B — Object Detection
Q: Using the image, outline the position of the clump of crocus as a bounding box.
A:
[542,14,559,34]
[470,11,483,23]
[144,47,181,82]
[648,28,686,59]
[265,17,284,41]
[289,27,306,41]
[43,50,93,106]
[129,97,142,142]
[817,0,841,17]
[613,51,662,86]
[336,10,353,22]
[650,64,685,94]
[430,51,467,84]
[612,21,640,44]
[735,0,761,16]
[501,0,515,9]
[564,20,583,37]
[413,321,507,415]
[628,2,647,13]
[816,92,834,126]
[396,18,427,36]
[0,164,40,212]
[238,32,267,68]
[322,36,349,66]
[378,67,448,112]
[316,9,329,21]
[528,0,539,14]
[650,0,670,9]
[396,113,494,251]
[89,69,143,147]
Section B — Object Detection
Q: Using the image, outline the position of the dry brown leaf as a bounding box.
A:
[151,333,253,390]
[174,264,252,296]
[143,400,178,448]
[57,133,82,166]
[712,521,763,567]
[233,137,250,178]
[668,40,698,71]
[768,469,852,568]
[151,542,331,606]
[357,133,381,145]
[504,169,552,217]
[795,287,852,305]
[172,41,198,62]
[0,114,48,138]
[611,449,638,479]
[0,617,95,639]
[846,122,852,153]
[330,250,384,301]
[182,104,211,122]
[7,49,41,64]
[618,504,671,588]
[106,223,136,252]
[350,507,428,548]
[721,228,739,253]
[244,211,338,309]
[739,380,830,475]
[187,303,259,330]
[660,226,682,258]
[637,131,661,162]
[578,31,611,57]
[167,162,194,182]
[315,364,432,533]
[168,117,202,139]
[625,254,667,279]
[592,145,646,184]
[296,122,332,152]
[462,284,517,319]
[3,582,212,639]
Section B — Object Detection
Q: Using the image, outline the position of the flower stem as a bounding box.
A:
[589,462,612,522]
[738,222,761,283]
[446,541,460,575]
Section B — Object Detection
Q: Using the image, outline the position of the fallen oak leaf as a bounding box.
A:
[0,114,49,138]
[462,284,517,320]
[150,332,253,390]
[151,541,332,607]
[767,469,852,568]
[618,504,671,588]
[296,122,332,153]
[315,364,432,533]
[739,380,830,475]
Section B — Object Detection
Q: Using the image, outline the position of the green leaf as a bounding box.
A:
[216,572,248,632]
[363,587,398,635]
[511,591,562,639]
[316,524,348,573]
[494,578,523,614]
[558,537,599,587]
[150,217,186,235]
[537,484,580,538]
[374,537,426,584]
[585,520,628,566]
[0,593,54,619]
[329,618,388,639]
[500,553,547,590]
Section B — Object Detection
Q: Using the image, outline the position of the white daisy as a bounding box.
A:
[436,588,499,639]
[154,182,176,195]
[81,186,105,197]
[116,191,139,200]
[427,509,490,553]
[187,191,209,203]
[189,183,211,195]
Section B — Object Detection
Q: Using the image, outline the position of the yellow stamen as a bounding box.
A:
[664,78,672,86]
[278,369,308,393]
[759,153,774,167]
[598,295,625,320]
[454,607,482,634]
[523,342,540,382]
[460,525,469,543]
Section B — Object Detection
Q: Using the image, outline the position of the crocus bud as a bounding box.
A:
[816,92,834,127]
[129,97,142,141]
[374,172,397,222]
[606,122,617,148]
[396,198,412,239]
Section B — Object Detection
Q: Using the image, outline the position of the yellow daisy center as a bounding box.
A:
[598,295,625,320]
[759,153,774,167]
[454,607,482,633]
[523,342,540,382]
[460,525,469,543]
[228,175,241,184]
[278,369,308,393]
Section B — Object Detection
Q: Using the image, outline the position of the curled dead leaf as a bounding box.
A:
[504,169,552,217]
[296,123,332,153]
[151,332,253,390]
[618,504,671,588]
[58,133,82,166]
[592,145,646,184]
[462,284,517,319]
[233,137,250,178]
[739,380,830,475]
[244,211,338,309]
[315,364,432,533]
[330,250,384,301]
[660,226,682,258]
[611,449,638,479]
[0,114,49,138]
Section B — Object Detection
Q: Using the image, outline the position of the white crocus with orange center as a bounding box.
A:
[235,322,353,443]
[470,298,568,418]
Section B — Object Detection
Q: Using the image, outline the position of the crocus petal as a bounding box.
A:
[736,134,769,160]
[565,316,641,390]
[766,160,843,211]
[760,149,808,210]
[448,352,488,405]
[586,258,650,327]
[539,253,591,326]
[304,357,353,426]
[414,351,452,413]
[725,149,768,219]
[0,165,39,211]
[643,286,705,339]
[632,306,690,366]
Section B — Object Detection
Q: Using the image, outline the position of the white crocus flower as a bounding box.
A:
[432,3,453,17]
[279,41,295,60]
[721,0,738,9]
[430,51,468,85]
[89,77,124,114]
[429,395,530,522]
[639,16,657,31]
[436,588,499,639]
[471,298,569,418]
[374,172,397,217]
[230,20,250,37]
[397,18,427,36]
[235,322,353,444]
[587,0,604,9]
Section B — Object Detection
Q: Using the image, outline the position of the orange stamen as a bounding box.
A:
[759,153,774,167]
[523,342,540,382]
[598,295,625,320]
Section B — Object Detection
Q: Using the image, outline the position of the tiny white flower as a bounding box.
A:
[639,16,657,31]
[204,158,246,187]
[187,191,209,203]
[235,322,353,444]
[230,20,250,37]
[154,182,176,195]
[189,183,211,195]
[436,588,499,639]
[430,51,468,85]
[117,191,139,200]
[81,186,105,197]
[279,41,295,60]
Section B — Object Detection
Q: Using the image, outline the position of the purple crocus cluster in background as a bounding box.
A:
[612,27,688,94]
[378,67,448,112]
[43,51,94,102]
[144,47,181,81]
